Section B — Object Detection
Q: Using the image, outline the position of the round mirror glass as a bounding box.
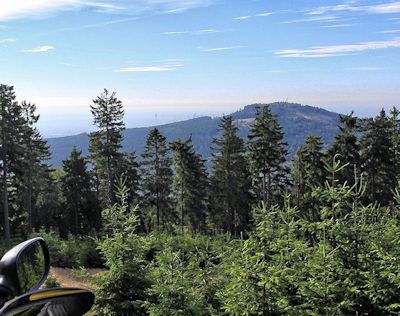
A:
[16,241,45,294]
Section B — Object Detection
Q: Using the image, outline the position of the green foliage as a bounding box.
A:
[360,109,396,205]
[89,88,125,206]
[146,232,226,316]
[210,115,251,236]
[170,137,209,233]
[93,178,151,316]
[141,128,173,231]
[60,147,100,236]
[43,275,61,288]
[247,105,289,208]
[30,229,103,268]
[327,112,360,186]
[291,135,326,225]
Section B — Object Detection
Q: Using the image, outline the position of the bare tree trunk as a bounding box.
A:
[107,155,113,206]
[2,156,10,249]
[2,110,10,249]
[262,173,266,206]
[181,181,184,233]
[27,154,33,234]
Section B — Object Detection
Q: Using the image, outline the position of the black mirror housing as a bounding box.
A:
[0,238,50,297]
[0,287,95,316]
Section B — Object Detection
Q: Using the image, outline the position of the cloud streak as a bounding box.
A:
[233,11,276,21]
[115,60,183,73]
[0,0,214,21]
[306,2,400,16]
[234,15,251,20]
[23,45,55,53]
[161,29,220,35]
[282,15,339,24]
[275,37,400,58]
[115,66,176,72]
[201,46,245,52]
[0,38,16,43]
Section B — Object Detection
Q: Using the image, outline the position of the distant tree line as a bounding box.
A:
[1,85,400,242]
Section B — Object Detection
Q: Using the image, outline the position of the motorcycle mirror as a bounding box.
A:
[0,287,95,316]
[0,238,50,297]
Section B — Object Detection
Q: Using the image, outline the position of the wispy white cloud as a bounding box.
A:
[162,29,220,35]
[116,66,176,72]
[275,37,400,58]
[201,46,245,52]
[306,2,400,16]
[322,23,355,28]
[23,45,55,53]
[115,60,183,73]
[377,29,400,33]
[255,12,274,17]
[197,29,220,34]
[282,15,339,24]
[234,15,251,20]
[0,38,16,43]
[0,0,214,21]
[0,1,124,21]
[233,11,276,20]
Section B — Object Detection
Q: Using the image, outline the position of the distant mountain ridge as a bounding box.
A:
[46,102,341,167]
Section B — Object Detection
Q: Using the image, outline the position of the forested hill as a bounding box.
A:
[47,102,340,167]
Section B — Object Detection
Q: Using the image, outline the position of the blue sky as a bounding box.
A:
[1,0,400,136]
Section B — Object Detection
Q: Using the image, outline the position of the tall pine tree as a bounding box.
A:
[170,138,208,233]
[60,147,100,236]
[247,105,289,208]
[210,115,250,235]
[141,128,173,231]
[291,135,326,222]
[359,109,395,205]
[19,101,52,234]
[89,89,125,206]
[0,85,25,248]
[327,112,360,187]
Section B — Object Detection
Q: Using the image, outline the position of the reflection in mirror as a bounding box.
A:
[16,242,45,294]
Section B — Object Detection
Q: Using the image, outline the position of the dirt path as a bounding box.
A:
[49,267,104,289]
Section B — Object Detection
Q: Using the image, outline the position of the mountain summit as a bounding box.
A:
[47,102,340,167]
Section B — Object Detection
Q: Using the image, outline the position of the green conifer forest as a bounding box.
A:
[1,84,400,315]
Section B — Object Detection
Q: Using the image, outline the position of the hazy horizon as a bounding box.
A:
[38,100,396,138]
[2,0,400,137]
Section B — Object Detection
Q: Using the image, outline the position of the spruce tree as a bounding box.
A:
[89,89,125,206]
[210,115,250,235]
[117,152,141,206]
[291,135,326,222]
[390,106,400,182]
[247,105,289,208]
[19,101,51,234]
[359,109,395,205]
[141,128,173,231]
[0,84,25,248]
[170,138,208,233]
[327,112,360,187]
[60,147,100,236]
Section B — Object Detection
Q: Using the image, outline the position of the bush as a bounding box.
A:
[43,275,61,288]
[93,179,151,316]
[30,229,104,268]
